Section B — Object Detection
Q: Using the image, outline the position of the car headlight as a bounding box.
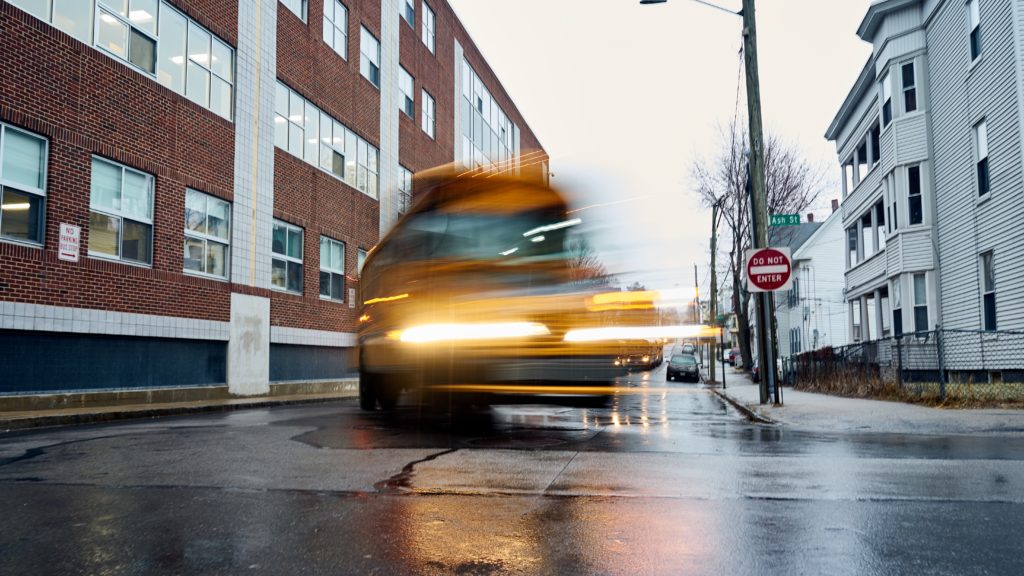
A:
[391,322,550,343]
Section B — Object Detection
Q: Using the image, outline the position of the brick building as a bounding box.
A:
[0,0,548,399]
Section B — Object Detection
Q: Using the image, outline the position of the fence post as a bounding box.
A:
[936,327,946,401]
[896,335,903,390]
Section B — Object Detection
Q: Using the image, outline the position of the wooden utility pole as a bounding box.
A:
[741,0,779,404]
[709,200,721,384]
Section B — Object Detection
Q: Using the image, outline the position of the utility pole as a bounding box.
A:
[741,0,778,404]
[709,200,721,384]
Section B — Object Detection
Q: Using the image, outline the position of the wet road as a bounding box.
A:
[2,362,1023,575]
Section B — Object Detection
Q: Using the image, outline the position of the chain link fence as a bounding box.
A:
[782,329,1024,404]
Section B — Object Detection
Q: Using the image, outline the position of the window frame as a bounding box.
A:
[398,165,413,215]
[402,0,415,27]
[967,0,982,62]
[422,0,435,54]
[880,70,892,127]
[981,250,996,331]
[322,0,348,60]
[88,156,155,265]
[974,119,990,197]
[892,277,903,337]
[271,219,304,294]
[360,26,381,89]
[907,164,923,225]
[357,247,368,277]
[319,235,346,302]
[421,88,435,139]
[94,0,160,76]
[0,123,49,247]
[913,273,928,333]
[399,66,415,118]
[280,0,307,22]
[183,189,231,280]
[901,61,917,113]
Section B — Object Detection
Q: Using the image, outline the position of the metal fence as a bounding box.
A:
[782,329,1024,403]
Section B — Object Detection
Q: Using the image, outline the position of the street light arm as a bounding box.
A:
[640,0,742,17]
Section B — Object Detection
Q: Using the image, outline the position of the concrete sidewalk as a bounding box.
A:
[709,360,1024,436]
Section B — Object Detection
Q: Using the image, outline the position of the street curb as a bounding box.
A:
[0,393,357,432]
[711,388,776,425]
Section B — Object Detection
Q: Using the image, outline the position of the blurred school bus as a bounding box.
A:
[357,169,628,411]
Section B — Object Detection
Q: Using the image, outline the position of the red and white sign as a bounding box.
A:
[58,223,81,262]
[745,247,792,292]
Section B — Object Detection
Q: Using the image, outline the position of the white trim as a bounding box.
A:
[0,302,231,340]
[270,325,356,347]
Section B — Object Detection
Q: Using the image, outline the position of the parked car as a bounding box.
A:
[666,353,701,383]
[751,360,760,383]
[727,347,739,366]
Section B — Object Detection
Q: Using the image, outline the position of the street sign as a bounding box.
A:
[745,247,792,292]
[769,214,800,226]
[58,223,80,262]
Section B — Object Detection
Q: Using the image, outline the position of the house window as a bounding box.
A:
[852,299,862,342]
[967,0,982,61]
[880,71,892,127]
[892,277,903,337]
[272,220,304,293]
[0,124,47,245]
[421,89,435,139]
[183,189,230,278]
[907,165,923,224]
[357,247,367,276]
[847,226,858,268]
[398,165,413,215]
[399,67,415,118]
[402,0,415,26]
[360,27,381,88]
[88,157,153,264]
[902,62,917,113]
[913,273,928,333]
[981,251,996,330]
[870,123,881,168]
[323,0,348,60]
[320,236,346,302]
[875,201,886,251]
[95,0,158,74]
[860,212,874,259]
[280,0,306,21]
[974,120,990,196]
[422,0,435,53]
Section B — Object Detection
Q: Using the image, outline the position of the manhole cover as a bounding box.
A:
[466,435,567,448]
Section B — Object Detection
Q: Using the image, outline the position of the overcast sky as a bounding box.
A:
[447,0,874,294]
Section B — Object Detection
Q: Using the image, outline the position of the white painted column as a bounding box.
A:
[227,0,277,395]
[379,0,400,236]
[453,40,465,166]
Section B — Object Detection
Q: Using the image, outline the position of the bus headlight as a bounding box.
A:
[393,322,550,343]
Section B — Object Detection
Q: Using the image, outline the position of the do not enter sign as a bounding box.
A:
[745,247,793,292]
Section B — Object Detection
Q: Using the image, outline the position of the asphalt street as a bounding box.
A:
[2,359,1023,575]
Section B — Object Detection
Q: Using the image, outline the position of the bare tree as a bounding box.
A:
[566,233,612,288]
[692,121,825,369]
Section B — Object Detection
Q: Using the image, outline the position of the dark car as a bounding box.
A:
[666,353,701,383]
[728,347,739,365]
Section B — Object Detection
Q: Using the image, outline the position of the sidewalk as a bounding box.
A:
[710,360,1024,436]
[0,389,358,432]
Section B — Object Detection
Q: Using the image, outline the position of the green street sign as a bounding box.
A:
[770,214,800,226]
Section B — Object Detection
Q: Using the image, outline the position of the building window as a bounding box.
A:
[183,189,230,278]
[967,0,982,61]
[157,4,234,120]
[852,299,862,342]
[274,81,377,193]
[402,0,415,27]
[907,165,923,224]
[398,165,413,215]
[847,226,858,269]
[0,124,47,245]
[421,89,435,139]
[95,0,158,74]
[88,157,153,264]
[357,247,367,276]
[360,27,381,88]
[357,139,380,200]
[399,67,415,118]
[875,201,886,251]
[902,62,917,113]
[462,60,516,170]
[422,0,435,53]
[272,220,303,293]
[974,120,990,196]
[280,0,306,21]
[981,251,996,330]
[870,123,881,168]
[320,236,346,301]
[913,273,928,333]
[892,277,903,337]
[323,0,348,59]
[880,70,892,127]
[860,212,874,259]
